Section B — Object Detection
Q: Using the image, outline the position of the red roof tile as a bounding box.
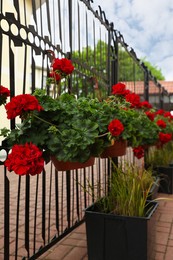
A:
[122,81,173,95]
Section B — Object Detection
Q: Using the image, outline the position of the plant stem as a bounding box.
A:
[33,114,62,135]
[97,132,108,138]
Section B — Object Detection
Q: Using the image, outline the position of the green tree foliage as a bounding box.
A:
[72,40,165,96]
[118,46,165,81]
[142,58,165,80]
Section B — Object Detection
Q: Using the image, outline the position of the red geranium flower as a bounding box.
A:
[0,85,10,105]
[125,92,141,108]
[111,82,130,96]
[140,101,152,109]
[133,146,145,159]
[5,94,44,119]
[163,111,173,120]
[156,119,166,128]
[49,71,61,82]
[145,111,155,121]
[159,132,172,144]
[52,58,74,76]
[108,119,124,137]
[4,143,44,176]
[155,109,165,115]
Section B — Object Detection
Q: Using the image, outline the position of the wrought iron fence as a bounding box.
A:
[0,0,171,259]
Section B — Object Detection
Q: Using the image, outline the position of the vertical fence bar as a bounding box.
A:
[42,169,46,245]
[75,171,80,219]
[31,49,36,93]
[55,169,60,235]
[48,167,53,242]
[144,70,149,101]
[33,175,39,254]
[66,171,71,228]
[0,33,2,83]
[22,45,27,94]
[13,0,20,23]
[4,167,9,260]
[58,0,62,46]
[9,39,15,98]
[45,0,52,43]
[25,175,30,258]
[31,0,38,32]
[15,176,21,260]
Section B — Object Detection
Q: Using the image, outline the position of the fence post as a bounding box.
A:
[144,69,149,101]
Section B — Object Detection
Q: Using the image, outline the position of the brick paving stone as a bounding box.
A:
[155,232,169,245]
[157,222,172,228]
[39,244,73,260]
[169,234,173,240]
[62,238,87,248]
[165,246,173,260]
[154,251,165,260]
[62,246,87,260]
[156,226,170,233]
[167,238,173,247]
[159,213,173,223]
[155,244,166,253]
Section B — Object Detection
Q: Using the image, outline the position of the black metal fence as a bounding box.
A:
[0,0,171,259]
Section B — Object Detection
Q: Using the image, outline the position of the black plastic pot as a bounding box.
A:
[154,166,173,194]
[85,200,158,260]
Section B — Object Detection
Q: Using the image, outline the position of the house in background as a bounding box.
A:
[124,80,173,110]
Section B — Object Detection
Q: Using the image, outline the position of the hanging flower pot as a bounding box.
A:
[100,140,127,158]
[51,156,95,171]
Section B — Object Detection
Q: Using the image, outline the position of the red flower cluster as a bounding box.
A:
[111,82,153,109]
[5,143,44,176]
[108,119,124,137]
[154,109,173,119]
[133,146,145,159]
[49,71,61,82]
[156,119,166,128]
[155,109,164,115]
[111,83,130,96]
[164,111,173,119]
[125,92,141,108]
[0,85,10,105]
[140,101,152,109]
[159,132,172,144]
[5,94,43,119]
[145,111,155,121]
[52,58,74,76]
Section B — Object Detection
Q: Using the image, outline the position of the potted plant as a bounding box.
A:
[85,163,158,260]
[0,88,103,172]
[104,82,163,159]
[144,108,173,193]
[0,57,104,173]
[146,141,173,194]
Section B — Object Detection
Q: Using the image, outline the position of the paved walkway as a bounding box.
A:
[38,193,173,260]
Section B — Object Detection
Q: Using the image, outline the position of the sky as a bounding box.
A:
[91,0,173,81]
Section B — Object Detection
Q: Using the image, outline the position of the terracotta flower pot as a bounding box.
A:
[51,156,95,171]
[100,140,127,158]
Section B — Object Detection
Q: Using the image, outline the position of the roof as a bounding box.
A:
[159,81,173,94]
[122,81,173,95]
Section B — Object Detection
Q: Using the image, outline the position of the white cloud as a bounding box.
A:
[92,0,173,80]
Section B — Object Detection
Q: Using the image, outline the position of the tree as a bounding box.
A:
[142,58,165,80]
[72,40,165,96]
